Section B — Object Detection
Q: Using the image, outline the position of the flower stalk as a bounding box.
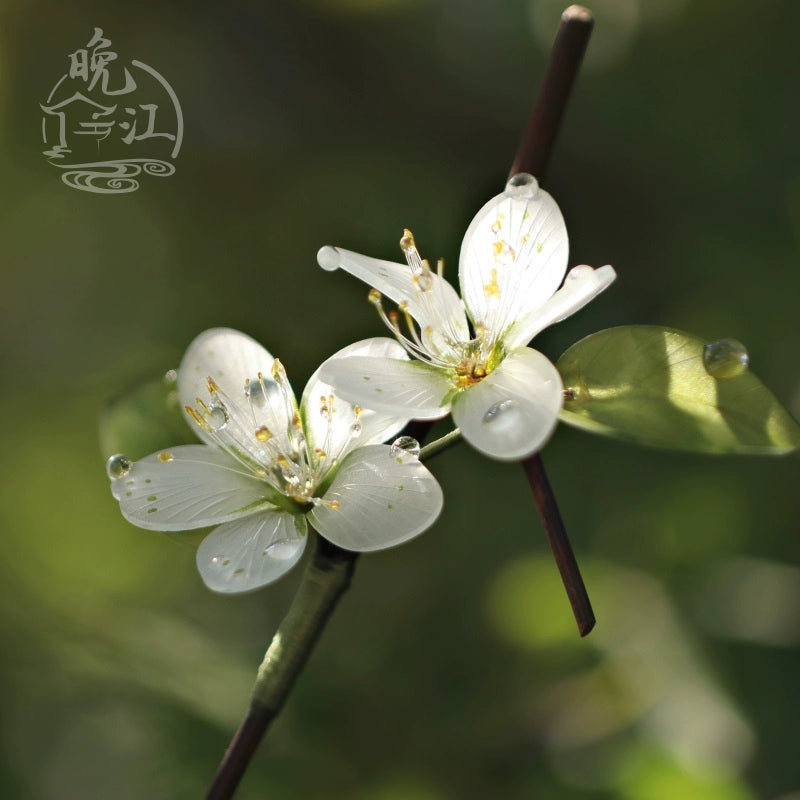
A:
[207,536,357,800]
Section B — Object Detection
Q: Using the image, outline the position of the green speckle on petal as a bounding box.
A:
[397,485,404,491]
[147,495,157,502]
[233,567,244,575]
[147,507,157,514]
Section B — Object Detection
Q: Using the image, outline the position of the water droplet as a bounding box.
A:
[163,368,178,387]
[246,376,280,409]
[317,245,341,272]
[482,399,522,434]
[264,538,304,561]
[207,403,229,431]
[505,173,539,198]
[209,555,226,570]
[390,436,421,458]
[350,421,362,438]
[415,270,433,291]
[106,454,132,480]
[703,338,749,379]
[564,265,595,283]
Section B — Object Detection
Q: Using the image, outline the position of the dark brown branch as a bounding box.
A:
[512,6,596,637]
[521,454,594,636]
[510,5,594,180]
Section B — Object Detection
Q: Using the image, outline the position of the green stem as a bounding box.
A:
[206,535,357,800]
[419,428,462,461]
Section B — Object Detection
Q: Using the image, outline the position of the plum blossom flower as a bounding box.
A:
[317,173,616,461]
[107,328,443,593]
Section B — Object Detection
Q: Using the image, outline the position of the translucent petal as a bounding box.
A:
[309,444,443,551]
[505,264,617,349]
[451,347,563,461]
[302,337,412,462]
[112,445,274,530]
[196,511,308,593]
[178,328,297,459]
[458,175,568,340]
[317,245,469,357]
[318,355,452,420]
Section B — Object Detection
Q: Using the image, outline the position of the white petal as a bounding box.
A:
[317,245,469,357]
[178,328,297,458]
[196,511,307,593]
[451,347,563,461]
[309,444,443,551]
[506,264,617,348]
[112,445,274,530]
[302,338,412,462]
[319,355,453,419]
[458,174,568,339]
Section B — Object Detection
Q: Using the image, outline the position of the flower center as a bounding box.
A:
[183,361,356,512]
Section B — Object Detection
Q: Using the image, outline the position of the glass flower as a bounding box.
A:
[107,328,444,593]
[317,174,616,460]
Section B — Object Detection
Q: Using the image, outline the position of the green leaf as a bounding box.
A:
[556,325,800,455]
[99,373,197,460]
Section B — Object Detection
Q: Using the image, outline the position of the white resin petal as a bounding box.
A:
[196,511,307,594]
[318,245,469,357]
[309,444,443,552]
[459,174,569,340]
[302,338,412,463]
[318,355,453,420]
[178,328,297,458]
[451,347,563,461]
[112,445,274,531]
[505,264,617,349]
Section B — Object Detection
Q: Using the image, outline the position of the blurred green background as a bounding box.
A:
[2,0,800,798]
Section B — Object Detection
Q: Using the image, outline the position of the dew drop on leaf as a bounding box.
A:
[703,338,749,379]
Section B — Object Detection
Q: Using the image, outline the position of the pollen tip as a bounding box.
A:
[399,228,416,252]
[317,245,341,272]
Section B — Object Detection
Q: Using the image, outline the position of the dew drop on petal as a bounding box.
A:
[209,555,227,570]
[163,368,178,387]
[415,271,433,292]
[264,539,304,561]
[482,399,521,434]
[505,173,539,198]
[207,403,229,431]
[703,338,749,379]
[106,454,132,480]
[390,436,421,458]
[317,245,341,272]
[350,421,363,438]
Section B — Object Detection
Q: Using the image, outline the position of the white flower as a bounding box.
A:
[316,173,617,461]
[107,328,443,594]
